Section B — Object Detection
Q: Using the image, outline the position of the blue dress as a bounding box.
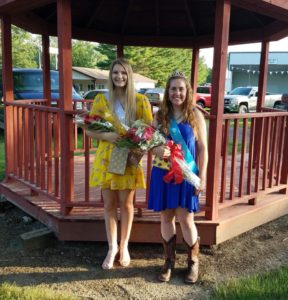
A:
[148,122,199,213]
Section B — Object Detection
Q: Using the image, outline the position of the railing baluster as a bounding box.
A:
[220,119,230,202]
[35,110,41,187]
[29,109,35,184]
[18,107,23,178]
[229,119,239,200]
[47,112,53,193]
[254,119,264,194]
[84,132,90,202]
[13,106,18,176]
[262,117,271,190]
[275,116,285,185]
[23,108,29,181]
[54,113,60,197]
[247,118,255,195]
[268,116,279,187]
[239,118,247,197]
[40,111,46,189]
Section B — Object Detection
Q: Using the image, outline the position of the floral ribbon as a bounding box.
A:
[163,141,184,184]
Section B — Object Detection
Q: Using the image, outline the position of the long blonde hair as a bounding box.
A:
[157,75,199,140]
[108,58,136,126]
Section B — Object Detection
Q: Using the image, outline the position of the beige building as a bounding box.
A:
[72,67,157,94]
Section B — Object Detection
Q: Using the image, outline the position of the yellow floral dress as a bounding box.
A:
[89,93,153,190]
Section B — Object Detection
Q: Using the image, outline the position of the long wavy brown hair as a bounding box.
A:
[156,75,199,140]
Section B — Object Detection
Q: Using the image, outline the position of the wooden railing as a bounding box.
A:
[6,100,62,201]
[4,100,288,219]
[217,110,288,209]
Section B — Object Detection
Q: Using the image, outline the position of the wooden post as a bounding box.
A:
[117,44,124,58]
[57,0,74,215]
[205,0,231,220]
[1,15,14,179]
[252,41,269,200]
[191,47,199,102]
[257,41,269,112]
[42,34,51,106]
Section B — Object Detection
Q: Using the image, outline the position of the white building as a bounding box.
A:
[72,67,157,94]
[227,52,288,93]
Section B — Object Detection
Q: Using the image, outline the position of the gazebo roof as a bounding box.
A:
[0,0,288,48]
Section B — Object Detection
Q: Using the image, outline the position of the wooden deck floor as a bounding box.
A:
[1,154,288,245]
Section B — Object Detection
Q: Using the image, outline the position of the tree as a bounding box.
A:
[95,44,210,87]
[125,46,210,87]
[72,40,105,68]
[95,44,117,69]
[11,26,38,68]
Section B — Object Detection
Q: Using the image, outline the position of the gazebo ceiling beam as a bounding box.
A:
[0,0,54,14]
[155,0,160,35]
[69,20,287,48]
[231,0,288,23]
[85,0,105,29]
[121,0,133,34]
[248,11,265,27]
[12,12,48,34]
[10,14,287,49]
[183,0,197,36]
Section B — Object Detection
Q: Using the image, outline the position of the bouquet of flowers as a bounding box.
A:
[74,112,114,132]
[115,119,167,166]
[117,119,166,151]
[163,141,201,190]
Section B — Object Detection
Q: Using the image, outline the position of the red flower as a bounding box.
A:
[141,127,154,141]
[126,128,141,143]
[84,114,101,124]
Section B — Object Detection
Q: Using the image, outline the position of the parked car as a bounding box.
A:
[145,88,164,105]
[0,68,84,107]
[0,68,84,129]
[196,85,212,108]
[274,93,288,111]
[83,89,109,100]
[224,86,282,113]
[137,88,149,95]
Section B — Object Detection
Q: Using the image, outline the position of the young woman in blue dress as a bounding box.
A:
[148,71,208,283]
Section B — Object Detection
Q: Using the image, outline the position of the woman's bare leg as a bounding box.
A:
[118,189,135,266]
[101,188,119,269]
[176,207,197,246]
[160,209,176,241]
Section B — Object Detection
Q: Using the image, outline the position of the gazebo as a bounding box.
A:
[0,0,288,245]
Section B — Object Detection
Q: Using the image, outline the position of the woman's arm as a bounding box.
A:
[85,130,121,144]
[150,113,171,158]
[195,108,208,193]
[86,93,121,143]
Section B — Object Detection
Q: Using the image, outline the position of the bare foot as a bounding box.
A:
[102,248,119,270]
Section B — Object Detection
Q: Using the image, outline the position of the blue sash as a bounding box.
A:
[169,116,199,175]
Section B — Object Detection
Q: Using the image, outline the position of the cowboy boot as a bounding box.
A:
[158,234,176,282]
[183,237,200,284]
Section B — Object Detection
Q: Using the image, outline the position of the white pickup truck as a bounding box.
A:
[224,87,282,113]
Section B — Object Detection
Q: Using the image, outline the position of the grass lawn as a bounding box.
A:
[0,282,77,300]
[210,266,288,300]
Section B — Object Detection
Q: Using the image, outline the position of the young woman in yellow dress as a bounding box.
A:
[86,58,153,269]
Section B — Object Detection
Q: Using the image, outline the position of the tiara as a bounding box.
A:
[168,71,186,80]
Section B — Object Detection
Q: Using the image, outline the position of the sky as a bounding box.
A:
[200,36,288,69]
